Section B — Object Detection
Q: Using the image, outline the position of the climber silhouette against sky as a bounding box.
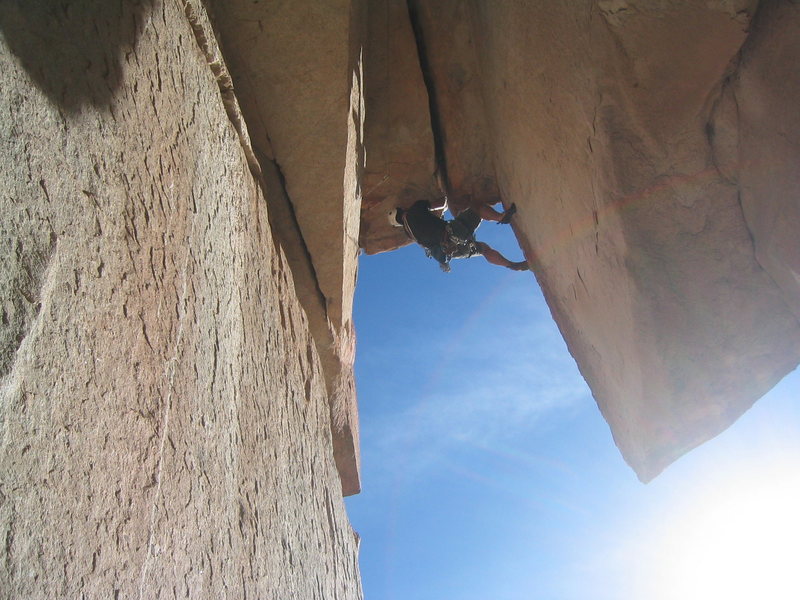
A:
[389,199,529,272]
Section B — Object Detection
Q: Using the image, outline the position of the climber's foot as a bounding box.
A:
[499,203,517,224]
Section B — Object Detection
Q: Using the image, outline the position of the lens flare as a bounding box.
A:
[643,464,800,600]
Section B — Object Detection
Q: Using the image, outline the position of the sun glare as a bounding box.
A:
[644,465,800,600]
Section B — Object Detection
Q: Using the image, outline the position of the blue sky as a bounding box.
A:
[346,220,800,600]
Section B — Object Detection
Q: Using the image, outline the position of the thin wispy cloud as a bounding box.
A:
[360,287,591,481]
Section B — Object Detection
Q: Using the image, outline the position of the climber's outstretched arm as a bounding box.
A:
[476,242,529,271]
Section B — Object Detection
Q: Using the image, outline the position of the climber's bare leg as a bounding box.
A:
[476,242,529,271]
[475,203,505,222]
[475,201,517,224]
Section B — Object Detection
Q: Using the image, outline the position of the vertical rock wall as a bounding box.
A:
[0,1,361,597]
[407,0,498,213]
[359,0,441,255]
[205,0,365,495]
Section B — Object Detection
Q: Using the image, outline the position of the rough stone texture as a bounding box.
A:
[362,0,800,481]
[0,1,361,598]
[408,0,499,215]
[205,0,364,495]
[731,1,800,321]
[359,0,441,255]
[473,0,800,480]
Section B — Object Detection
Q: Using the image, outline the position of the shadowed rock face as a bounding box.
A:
[359,0,800,481]
[0,0,155,112]
[0,1,361,597]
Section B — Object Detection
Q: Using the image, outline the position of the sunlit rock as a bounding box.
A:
[205,0,364,495]
[359,0,441,255]
[0,1,361,597]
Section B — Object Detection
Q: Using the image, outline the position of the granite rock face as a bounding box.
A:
[730,1,800,321]
[360,0,800,481]
[359,0,441,255]
[473,0,800,480]
[0,1,360,598]
[205,0,365,496]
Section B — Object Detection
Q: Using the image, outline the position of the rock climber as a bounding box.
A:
[388,199,529,272]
